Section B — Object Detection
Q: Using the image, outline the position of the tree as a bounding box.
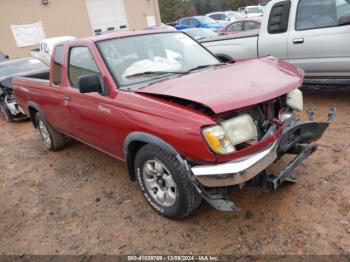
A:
[192,0,211,15]
[159,0,197,23]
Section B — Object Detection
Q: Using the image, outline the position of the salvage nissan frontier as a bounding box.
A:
[12,31,335,219]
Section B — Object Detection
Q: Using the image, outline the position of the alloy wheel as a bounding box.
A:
[38,120,52,148]
[142,159,177,207]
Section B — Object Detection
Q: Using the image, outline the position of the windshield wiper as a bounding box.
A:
[184,64,223,73]
[125,64,223,79]
[125,71,186,79]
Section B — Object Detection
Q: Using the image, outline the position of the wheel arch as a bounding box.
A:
[123,132,182,181]
[27,102,43,128]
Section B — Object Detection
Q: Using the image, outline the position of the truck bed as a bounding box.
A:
[12,75,52,116]
[200,30,259,44]
[200,30,259,61]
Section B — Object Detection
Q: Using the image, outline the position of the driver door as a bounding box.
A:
[63,45,116,153]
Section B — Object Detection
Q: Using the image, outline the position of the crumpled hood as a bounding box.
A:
[137,57,304,114]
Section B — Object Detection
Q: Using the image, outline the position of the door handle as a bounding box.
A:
[293,38,304,44]
[64,96,71,102]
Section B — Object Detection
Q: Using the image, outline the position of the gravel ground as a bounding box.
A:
[0,88,349,256]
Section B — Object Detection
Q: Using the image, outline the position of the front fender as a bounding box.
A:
[124,132,184,181]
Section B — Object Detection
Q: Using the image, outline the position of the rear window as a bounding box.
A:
[209,14,224,20]
[52,45,64,86]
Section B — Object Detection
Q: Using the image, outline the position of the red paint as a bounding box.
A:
[138,57,304,114]
[13,32,304,165]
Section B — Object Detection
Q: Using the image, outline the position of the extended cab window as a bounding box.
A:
[268,1,291,34]
[52,45,64,86]
[296,0,350,30]
[68,46,102,88]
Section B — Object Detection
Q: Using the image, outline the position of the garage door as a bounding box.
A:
[85,0,129,34]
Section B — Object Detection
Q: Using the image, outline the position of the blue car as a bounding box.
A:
[175,16,224,31]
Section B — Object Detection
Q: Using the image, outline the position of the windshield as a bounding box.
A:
[0,58,47,78]
[247,7,263,14]
[227,12,245,19]
[97,32,220,89]
[196,16,217,24]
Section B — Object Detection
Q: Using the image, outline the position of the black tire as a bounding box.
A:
[35,112,67,151]
[134,144,202,219]
[0,99,14,122]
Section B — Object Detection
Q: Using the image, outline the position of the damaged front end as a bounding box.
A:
[270,107,336,190]
[188,95,336,211]
[0,78,27,120]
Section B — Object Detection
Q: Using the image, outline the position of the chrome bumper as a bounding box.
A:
[191,141,279,187]
[191,107,336,188]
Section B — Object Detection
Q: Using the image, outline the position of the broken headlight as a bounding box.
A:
[287,89,303,111]
[221,114,258,146]
[202,114,258,155]
[202,125,235,155]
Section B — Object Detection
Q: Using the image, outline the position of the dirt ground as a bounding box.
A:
[0,88,349,256]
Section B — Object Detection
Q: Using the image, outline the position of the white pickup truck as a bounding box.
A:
[31,36,76,65]
[201,0,350,83]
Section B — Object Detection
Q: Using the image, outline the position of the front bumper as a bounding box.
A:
[191,108,336,188]
[3,95,26,117]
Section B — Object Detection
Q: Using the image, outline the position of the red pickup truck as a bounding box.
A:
[13,31,335,219]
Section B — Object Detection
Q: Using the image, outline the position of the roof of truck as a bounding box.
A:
[89,30,177,42]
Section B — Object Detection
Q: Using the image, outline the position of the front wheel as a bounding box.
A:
[134,144,202,219]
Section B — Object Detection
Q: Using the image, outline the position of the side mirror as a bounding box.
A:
[216,54,235,63]
[339,14,350,26]
[78,74,103,94]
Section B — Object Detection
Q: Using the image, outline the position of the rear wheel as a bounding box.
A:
[35,112,67,151]
[134,144,202,219]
